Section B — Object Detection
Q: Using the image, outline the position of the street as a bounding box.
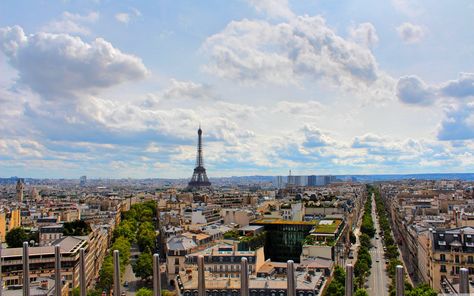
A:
[367,193,389,296]
[123,243,140,296]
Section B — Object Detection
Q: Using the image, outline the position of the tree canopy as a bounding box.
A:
[63,220,92,236]
[6,227,29,248]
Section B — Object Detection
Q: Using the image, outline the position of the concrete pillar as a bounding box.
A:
[198,255,206,296]
[287,260,296,296]
[0,246,3,296]
[23,242,30,296]
[55,245,62,296]
[80,248,86,296]
[460,267,469,294]
[345,264,353,296]
[241,258,249,296]
[153,254,161,296]
[113,250,121,296]
[396,265,404,296]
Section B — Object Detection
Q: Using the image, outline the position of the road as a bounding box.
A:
[367,193,389,296]
[123,243,140,296]
[346,204,364,266]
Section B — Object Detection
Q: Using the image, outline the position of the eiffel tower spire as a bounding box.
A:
[188,126,211,189]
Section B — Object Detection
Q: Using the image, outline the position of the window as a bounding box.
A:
[440,254,446,262]
[175,258,179,265]
[455,255,460,263]
[440,265,447,272]
[469,256,474,264]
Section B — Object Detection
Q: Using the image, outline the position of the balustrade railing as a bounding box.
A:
[11,244,469,296]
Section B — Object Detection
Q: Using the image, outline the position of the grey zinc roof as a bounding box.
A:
[167,236,197,251]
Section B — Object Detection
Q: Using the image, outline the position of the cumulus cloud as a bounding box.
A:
[395,72,474,140]
[203,15,380,90]
[396,22,425,43]
[438,103,474,141]
[273,100,323,116]
[0,26,148,100]
[396,75,435,105]
[247,0,294,19]
[162,79,215,100]
[115,8,141,24]
[440,73,474,98]
[301,126,334,148]
[42,11,99,35]
[349,22,379,48]
[351,133,385,148]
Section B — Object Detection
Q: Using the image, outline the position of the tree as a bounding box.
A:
[349,231,356,244]
[133,252,153,280]
[354,289,369,296]
[405,284,437,296]
[324,266,345,296]
[63,220,91,236]
[6,227,29,248]
[72,287,80,296]
[112,236,132,266]
[137,225,156,253]
[359,234,371,249]
[97,255,113,291]
[87,290,102,296]
[136,288,153,296]
[333,265,345,284]
[113,220,137,242]
[325,281,344,296]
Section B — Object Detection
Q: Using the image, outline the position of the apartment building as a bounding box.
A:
[184,243,264,277]
[429,227,474,291]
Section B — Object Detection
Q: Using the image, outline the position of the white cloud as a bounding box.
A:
[301,126,334,148]
[273,100,323,116]
[42,11,99,35]
[391,0,423,16]
[115,8,141,24]
[440,73,474,98]
[162,79,214,100]
[396,72,474,140]
[203,16,380,91]
[0,26,148,100]
[438,102,474,141]
[396,75,435,105]
[115,13,130,24]
[349,22,379,48]
[247,0,294,19]
[396,22,425,43]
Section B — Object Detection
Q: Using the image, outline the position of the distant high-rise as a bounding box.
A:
[80,175,87,187]
[16,179,24,203]
[188,126,211,190]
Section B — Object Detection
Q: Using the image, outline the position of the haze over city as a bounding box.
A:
[1,0,474,179]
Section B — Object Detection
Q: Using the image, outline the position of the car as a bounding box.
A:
[376,259,380,262]
[121,292,126,296]
[123,281,129,287]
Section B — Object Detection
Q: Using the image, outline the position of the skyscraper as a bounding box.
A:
[16,179,24,203]
[188,126,211,190]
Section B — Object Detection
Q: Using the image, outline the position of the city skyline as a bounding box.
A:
[1,0,474,178]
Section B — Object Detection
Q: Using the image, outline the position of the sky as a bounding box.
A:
[1,0,474,179]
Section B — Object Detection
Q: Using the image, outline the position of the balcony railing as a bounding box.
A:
[7,242,472,296]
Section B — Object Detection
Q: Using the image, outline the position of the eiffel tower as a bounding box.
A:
[188,126,211,189]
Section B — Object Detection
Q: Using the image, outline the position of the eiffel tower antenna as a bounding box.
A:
[188,125,211,190]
